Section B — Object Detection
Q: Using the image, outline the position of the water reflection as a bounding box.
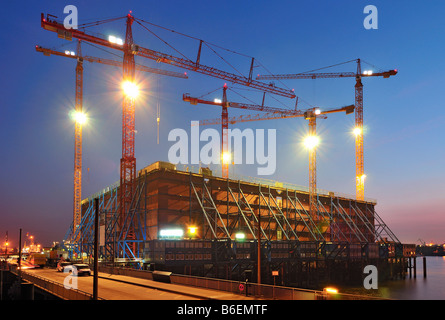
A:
[343,256,445,300]
[380,256,445,300]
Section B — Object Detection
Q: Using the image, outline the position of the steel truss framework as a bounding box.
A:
[64,167,399,263]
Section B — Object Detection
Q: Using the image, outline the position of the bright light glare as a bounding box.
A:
[159,229,184,238]
[122,81,139,99]
[109,35,123,45]
[363,70,373,75]
[235,232,245,240]
[214,98,222,103]
[222,152,231,164]
[73,111,87,125]
[314,108,321,115]
[303,135,320,150]
[188,226,197,235]
[353,127,362,136]
[324,287,338,294]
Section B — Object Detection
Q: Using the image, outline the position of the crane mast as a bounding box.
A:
[73,40,83,239]
[355,60,365,201]
[120,14,137,251]
[304,109,321,220]
[221,85,229,178]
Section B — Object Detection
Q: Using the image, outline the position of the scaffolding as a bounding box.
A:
[64,162,401,265]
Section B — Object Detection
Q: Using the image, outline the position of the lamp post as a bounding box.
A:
[18,229,22,279]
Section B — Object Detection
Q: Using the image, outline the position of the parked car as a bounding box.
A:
[57,261,74,272]
[72,264,91,276]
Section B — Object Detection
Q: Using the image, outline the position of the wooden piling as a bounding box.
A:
[408,257,412,278]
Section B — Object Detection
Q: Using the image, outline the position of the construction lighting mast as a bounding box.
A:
[257,59,397,200]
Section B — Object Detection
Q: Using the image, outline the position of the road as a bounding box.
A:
[25,268,258,300]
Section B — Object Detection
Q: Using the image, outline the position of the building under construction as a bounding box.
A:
[65,161,415,289]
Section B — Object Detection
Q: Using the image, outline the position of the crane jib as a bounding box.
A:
[41,13,296,99]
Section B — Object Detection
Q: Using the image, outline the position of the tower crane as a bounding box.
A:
[35,46,190,78]
[35,43,188,246]
[40,12,295,259]
[183,85,301,178]
[197,104,353,219]
[183,88,353,218]
[257,59,397,201]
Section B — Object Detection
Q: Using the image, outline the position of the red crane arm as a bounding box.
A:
[256,70,397,80]
[199,104,354,126]
[200,112,303,126]
[182,94,299,115]
[321,104,355,115]
[35,45,188,79]
[41,13,295,98]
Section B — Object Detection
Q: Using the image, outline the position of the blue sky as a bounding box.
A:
[1,1,444,246]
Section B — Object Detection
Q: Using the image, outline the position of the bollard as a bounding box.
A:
[423,256,427,278]
[408,258,412,278]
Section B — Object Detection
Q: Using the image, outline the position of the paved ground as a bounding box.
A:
[26,268,260,300]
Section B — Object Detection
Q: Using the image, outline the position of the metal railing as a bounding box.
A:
[12,269,99,300]
[98,266,383,300]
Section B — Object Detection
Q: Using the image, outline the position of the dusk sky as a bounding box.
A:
[1,1,444,247]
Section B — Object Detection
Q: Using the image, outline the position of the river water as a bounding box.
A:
[343,256,445,300]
